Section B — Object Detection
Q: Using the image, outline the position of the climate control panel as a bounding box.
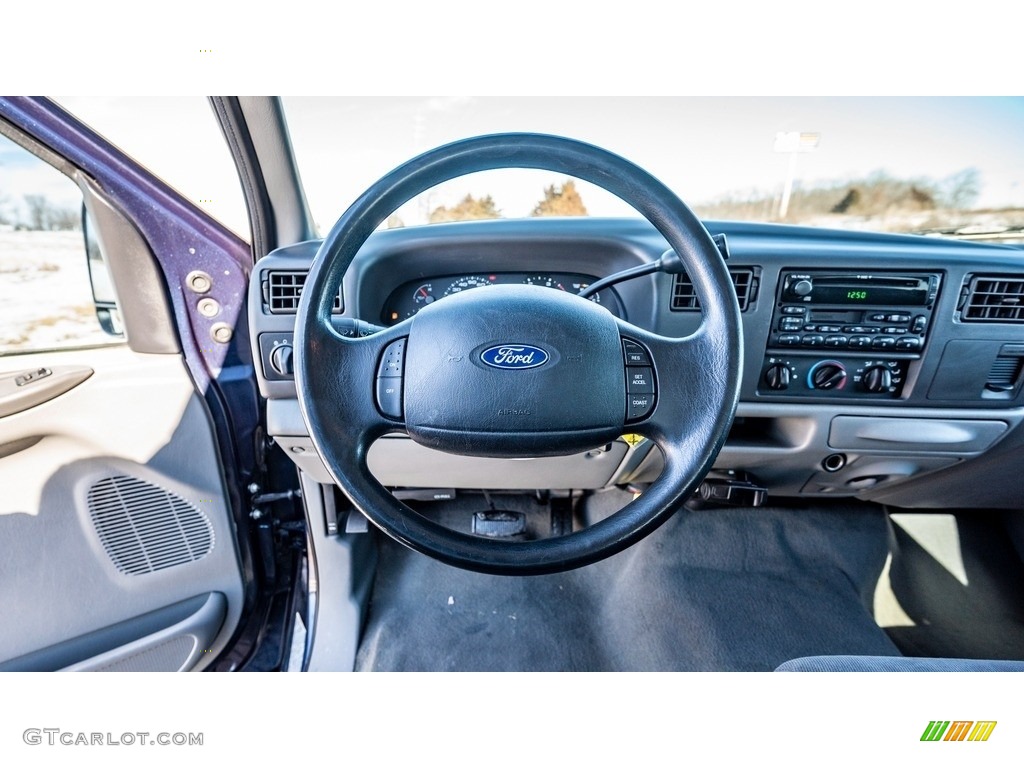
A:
[759,355,908,399]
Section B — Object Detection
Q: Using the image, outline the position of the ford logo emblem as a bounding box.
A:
[480,344,549,370]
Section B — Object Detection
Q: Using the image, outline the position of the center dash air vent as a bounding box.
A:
[960,275,1024,323]
[670,268,757,311]
[87,475,214,576]
[265,271,343,314]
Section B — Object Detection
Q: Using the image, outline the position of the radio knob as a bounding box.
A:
[862,365,892,393]
[792,279,813,297]
[809,361,847,390]
[764,363,791,391]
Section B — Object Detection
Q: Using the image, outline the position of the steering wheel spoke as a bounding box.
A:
[615,321,737,471]
[297,317,409,456]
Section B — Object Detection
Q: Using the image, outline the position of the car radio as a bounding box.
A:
[762,271,941,399]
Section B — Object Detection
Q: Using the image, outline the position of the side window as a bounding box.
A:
[0,133,123,355]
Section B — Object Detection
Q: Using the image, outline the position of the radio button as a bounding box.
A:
[889,314,911,323]
[802,335,825,347]
[782,306,806,315]
[780,317,803,331]
[804,324,818,332]
[778,334,801,346]
[868,313,888,322]
[792,279,813,297]
[818,325,842,333]
[848,335,871,348]
[824,335,848,347]
[872,336,896,350]
[896,337,922,351]
[912,315,927,333]
[882,326,908,334]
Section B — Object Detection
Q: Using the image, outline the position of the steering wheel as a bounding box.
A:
[294,134,742,575]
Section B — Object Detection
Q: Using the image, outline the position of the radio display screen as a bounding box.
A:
[811,285,929,306]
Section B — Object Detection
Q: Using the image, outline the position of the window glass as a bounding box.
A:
[0,133,123,354]
[283,96,1024,243]
[55,97,250,240]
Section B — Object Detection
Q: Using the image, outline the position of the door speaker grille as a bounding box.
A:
[87,476,214,575]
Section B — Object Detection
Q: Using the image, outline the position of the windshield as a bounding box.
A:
[283,96,1024,242]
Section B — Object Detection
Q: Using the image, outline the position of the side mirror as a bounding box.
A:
[82,203,124,337]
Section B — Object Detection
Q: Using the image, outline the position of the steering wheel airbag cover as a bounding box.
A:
[404,284,625,457]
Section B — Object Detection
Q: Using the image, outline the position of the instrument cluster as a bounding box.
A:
[381,271,619,325]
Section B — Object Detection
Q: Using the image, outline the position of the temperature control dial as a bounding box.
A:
[808,360,847,390]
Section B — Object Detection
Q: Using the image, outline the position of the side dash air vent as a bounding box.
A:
[265,271,343,314]
[87,476,214,575]
[960,275,1024,323]
[670,268,757,312]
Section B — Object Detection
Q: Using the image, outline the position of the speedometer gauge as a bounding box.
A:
[442,276,494,296]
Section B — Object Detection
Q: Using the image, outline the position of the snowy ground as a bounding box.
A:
[0,230,122,352]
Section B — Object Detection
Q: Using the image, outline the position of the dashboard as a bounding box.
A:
[249,217,1024,510]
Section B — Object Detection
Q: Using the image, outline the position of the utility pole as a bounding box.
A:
[774,132,820,220]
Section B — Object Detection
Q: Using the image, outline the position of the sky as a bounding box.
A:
[42,96,1024,238]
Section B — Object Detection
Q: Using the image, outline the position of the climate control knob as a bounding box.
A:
[862,365,892,393]
[764,364,791,391]
[809,361,847,390]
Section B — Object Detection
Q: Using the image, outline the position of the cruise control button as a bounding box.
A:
[622,340,651,366]
[626,367,655,394]
[375,377,403,418]
[627,393,655,420]
[377,338,406,377]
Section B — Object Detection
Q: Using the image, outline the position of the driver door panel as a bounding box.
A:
[0,346,244,670]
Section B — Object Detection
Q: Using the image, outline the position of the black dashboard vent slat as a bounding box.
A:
[671,268,756,312]
[961,276,1024,323]
[266,271,342,314]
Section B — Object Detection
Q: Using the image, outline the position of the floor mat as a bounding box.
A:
[355,499,901,671]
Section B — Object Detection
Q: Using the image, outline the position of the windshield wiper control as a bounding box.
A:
[578,233,729,299]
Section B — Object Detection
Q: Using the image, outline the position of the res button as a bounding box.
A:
[622,340,651,366]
